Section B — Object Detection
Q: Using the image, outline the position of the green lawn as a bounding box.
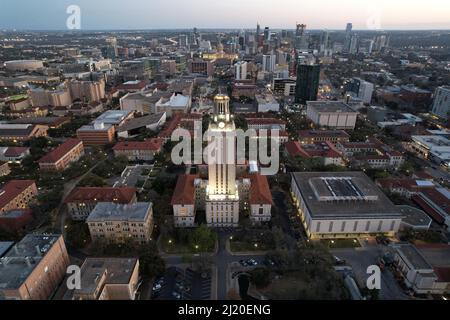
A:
[160,234,215,254]
[229,240,274,253]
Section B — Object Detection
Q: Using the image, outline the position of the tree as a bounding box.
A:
[189,224,217,252]
[138,243,166,279]
[249,268,271,289]
[78,173,106,187]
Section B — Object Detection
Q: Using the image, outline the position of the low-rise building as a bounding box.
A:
[0,234,70,300]
[171,174,198,228]
[297,130,350,144]
[393,243,449,295]
[255,94,280,113]
[65,258,140,300]
[112,139,163,162]
[291,172,403,239]
[77,122,115,146]
[306,101,358,130]
[0,124,48,142]
[0,162,10,177]
[0,209,33,233]
[410,135,450,166]
[284,141,344,166]
[249,175,272,223]
[38,139,84,171]
[87,202,154,244]
[64,187,137,221]
[0,180,38,213]
[0,147,30,164]
[116,113,166,139]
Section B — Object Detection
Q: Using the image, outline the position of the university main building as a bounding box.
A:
[171,94,272,228]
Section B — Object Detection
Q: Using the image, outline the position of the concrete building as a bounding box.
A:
[291,172,403,239]
[306,101,358,130]
[68,79,106,103]
[77,123,115,146]
[65,258,140,300]
[367,106,387,123]
[345,78,374,104]
[0,180,38,213]
[29,88,72,107]
[431,86,450,121]
[0,147,30,164]
[188,58,214,77]
[0,162,10,177]
[297,130,350,144]
[0,124,48,142]
[205,95,240,227]
[64,187,137,221]
[262,54,276,73]
[38,139,84,171]
[87,202,154,244]
[116,113,166,139]
[0,234,70,300]
[119,91,170,114]
[255,94,280,113]
[171,174,199,228]
[155,93,191,116]
[393,243,449,295]
[112,139,163,161]
[4,60,44,71]
[410,135,450,166]
[249,175,272,223]
[234,61,248,80]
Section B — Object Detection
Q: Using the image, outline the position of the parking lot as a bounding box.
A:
[113,165,153,188]
[151,267,212,300]
[331,246,410,300]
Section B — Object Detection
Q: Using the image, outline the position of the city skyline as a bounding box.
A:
[1,0,450,31]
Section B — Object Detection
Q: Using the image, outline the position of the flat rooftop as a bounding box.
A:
[0,242,14,258]
[395,243,433,270]
[95,110,133,125]
[397,205,432,228]
[87,202,152,223]
[66,257,138,298]
[0,234,61,289]
[292,172,401,219]
[307,101,357,113]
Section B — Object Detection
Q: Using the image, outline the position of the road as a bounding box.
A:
[331,246,410,300]
[161,230,266,300]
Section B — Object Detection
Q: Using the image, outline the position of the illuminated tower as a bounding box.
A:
[205,94,239,227]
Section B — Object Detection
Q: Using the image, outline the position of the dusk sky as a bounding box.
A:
[1,0,450,30]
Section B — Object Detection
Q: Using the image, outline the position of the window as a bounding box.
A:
[365,221,371,231]
[353,221,358,232]
[377,221,383,232]
[328,222,334,232]
[316,222,321,232]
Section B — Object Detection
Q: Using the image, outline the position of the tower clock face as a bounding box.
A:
[218,122,225,129]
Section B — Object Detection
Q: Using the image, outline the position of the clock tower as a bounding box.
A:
[205,94,239,227]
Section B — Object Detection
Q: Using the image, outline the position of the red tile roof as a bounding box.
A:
[285,141,309,158]
[38,138,83,164]
[434,267,450,283]
[113,139,163,151]
[116,81,147,91]
[0,180,36,210]
[4,147,29,157]
[249,174,272,205]
[171,175,198,205]
[64,187,137,204]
